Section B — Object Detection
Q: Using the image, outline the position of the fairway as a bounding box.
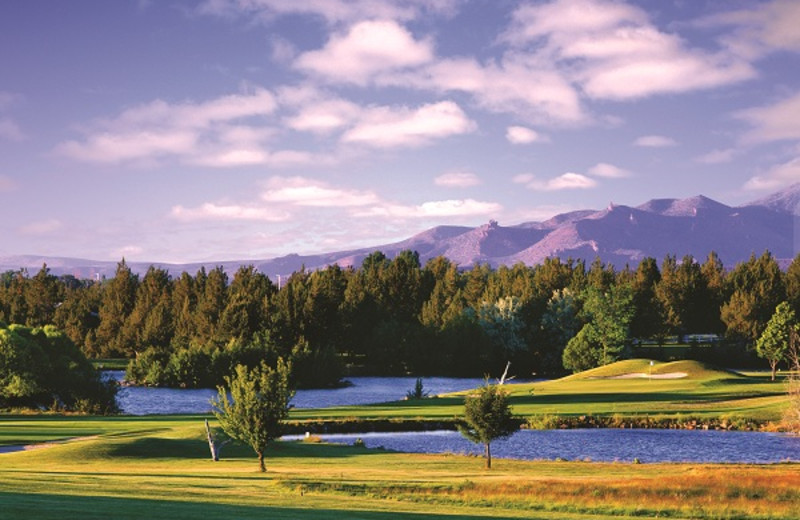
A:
[291,360,790,428]
[0,418,798,519]
[1,360,798,519]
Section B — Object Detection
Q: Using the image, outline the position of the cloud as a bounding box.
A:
[743,156,800,191]
[284,97,360,134]
[736,90,800,144]
[705,0,800,59]
[503,0,755,101]
[261,176,379,207]
[355,198,501,218]
[434,171,480,188]
[19,219,62,235]
[198,0,459,25]
[0,118,25,141]
[295,20,433,85]
[56,88,283,166]
[587,162,631,178]
[518,172,598,191]
[386,55,586,126]
[506,125,547,144]
[695,148,737,164]
[634,135,677,147]
[341,100,475,148]
[171,202,290,222]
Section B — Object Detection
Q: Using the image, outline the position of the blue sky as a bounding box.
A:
[1,0,799,263]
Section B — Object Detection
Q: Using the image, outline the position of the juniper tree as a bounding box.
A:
[458,382,518,469]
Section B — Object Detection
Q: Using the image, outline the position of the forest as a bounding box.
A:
[0,250,796,389]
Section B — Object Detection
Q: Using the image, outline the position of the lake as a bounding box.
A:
[284,429,800,464]
[109,372,492,415]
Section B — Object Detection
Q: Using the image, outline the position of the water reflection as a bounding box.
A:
[109,372,492,415]
[285,429,800,464]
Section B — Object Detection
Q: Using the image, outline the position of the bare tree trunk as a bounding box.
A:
[258,451,266,472]
[771,361,777,381]
[205,419,219,461]
[485,442,491,469]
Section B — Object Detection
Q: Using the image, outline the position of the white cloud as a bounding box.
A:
[19,219,62,235]
[503,0,754,101]
[355,198,501,218]
[506,125,547,144]
[706,0,800,59]
[56,88,282,166]
[341,100,475,148]
[634,135,677,147]
[520,172,598,191]
[695,148,737,164]
[0,118,25,141]
[294,20,433,85]
[743,156,800,191]
[261,176,379,207]
[198,0,458,25]
[284,98,360,134]
[171,202,290,222]
[737,91,800,144]
[587,162,630,178]
[434,171,480,188]
[387,55,586,126]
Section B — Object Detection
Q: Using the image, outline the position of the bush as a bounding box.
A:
[0,324,117,413]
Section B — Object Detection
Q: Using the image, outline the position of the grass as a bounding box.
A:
[0,418,798,519]
[291,359,790,427]
[1,361,798,519]
[90,358,129,370]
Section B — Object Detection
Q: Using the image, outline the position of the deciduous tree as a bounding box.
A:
[211,359,294,472]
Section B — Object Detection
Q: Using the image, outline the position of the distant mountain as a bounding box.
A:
[3,184,800,278]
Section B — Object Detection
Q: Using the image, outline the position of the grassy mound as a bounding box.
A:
[561,359,737,381]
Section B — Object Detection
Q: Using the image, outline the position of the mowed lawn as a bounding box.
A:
[0,359,796,519]
[0,420,798,519]
[291,360,790,425]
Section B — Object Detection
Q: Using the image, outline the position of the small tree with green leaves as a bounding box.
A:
[756,302,796,381]
[458,382,518,469]
[211,359,294,472]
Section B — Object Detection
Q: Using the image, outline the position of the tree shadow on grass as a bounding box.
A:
[0,491,525,520]
[105,436,395,460]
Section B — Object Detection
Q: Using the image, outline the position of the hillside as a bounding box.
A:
[3,184,799,278]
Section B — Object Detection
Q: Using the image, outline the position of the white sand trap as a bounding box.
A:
[606,372,688,380]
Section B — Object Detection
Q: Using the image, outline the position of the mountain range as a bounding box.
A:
[3,184,800,279]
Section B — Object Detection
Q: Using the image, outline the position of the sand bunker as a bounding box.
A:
[605,372,688,380]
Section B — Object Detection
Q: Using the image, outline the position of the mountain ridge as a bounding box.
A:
[4,184,800,279]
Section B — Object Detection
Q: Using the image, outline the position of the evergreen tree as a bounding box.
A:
[458,382,518,469]
[95,260,139,357]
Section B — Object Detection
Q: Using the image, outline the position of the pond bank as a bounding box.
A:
[285,413,781,435]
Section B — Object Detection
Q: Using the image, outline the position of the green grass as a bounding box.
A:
[0,418,798,519]
[291,359,790,426]
[90,358,128,370]
[1,362,798,519]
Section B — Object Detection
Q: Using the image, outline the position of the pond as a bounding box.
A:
[108,372,494,415]
[284,429,800,464]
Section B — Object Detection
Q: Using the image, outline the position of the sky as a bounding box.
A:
[1,0,800,264]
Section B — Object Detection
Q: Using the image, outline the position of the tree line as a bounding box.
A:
[1,249,798,388]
